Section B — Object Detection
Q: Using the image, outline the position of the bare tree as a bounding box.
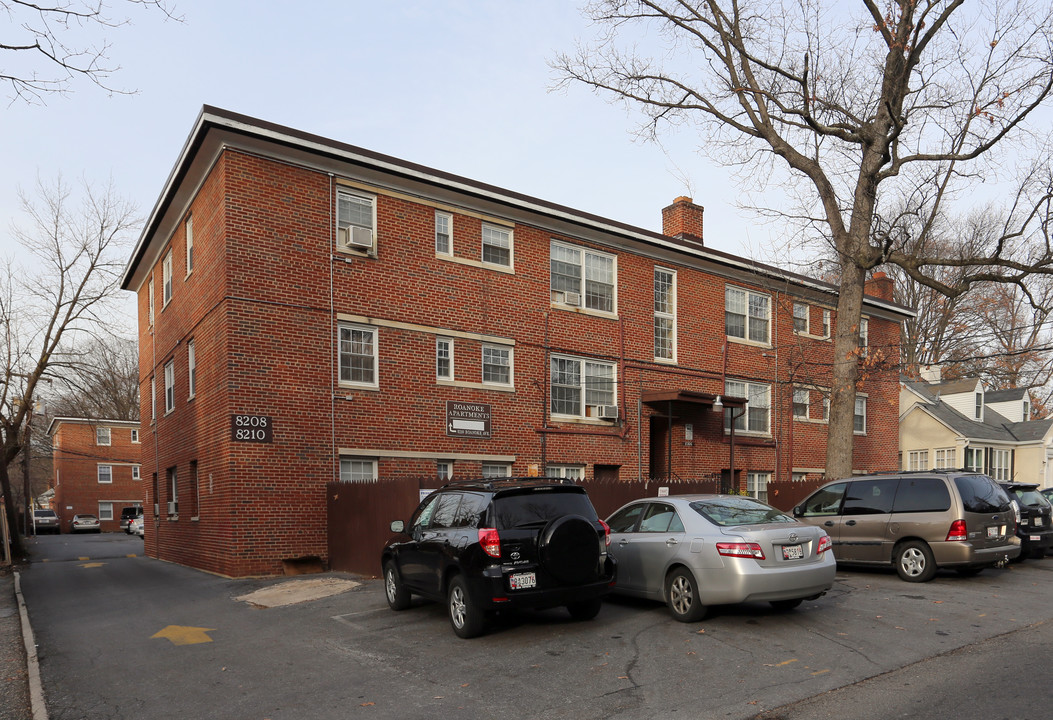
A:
[1,0,182,104]
[554,0,1053,479]
[47,333,139,420]
[0,175,138,558]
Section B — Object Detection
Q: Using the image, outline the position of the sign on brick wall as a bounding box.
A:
[231,414,273,443]
[445,401,491,438]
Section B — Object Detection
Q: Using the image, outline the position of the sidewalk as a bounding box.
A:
[0,569,32,720]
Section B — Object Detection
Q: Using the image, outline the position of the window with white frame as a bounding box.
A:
[854,396,867,433]
[481,463,511,478]
[96,427,111,445]
[436,461,453,480]
[481,345,511,386]
[148,273,155,325]
[164,360,175,413]
[858,317,869,353]
[340,458,378,483]
[338,324,378,387]
[822,395,830,421]
[908,450,929,471]
[793,302,809,333]
[132,465,141,481]
[547,465,585,480]
[187,339,196,399]
[747,472,771,503]
[436,338,453,381]
[549,241,615,313]
[965,447,984,472]
[167,467,178,513]
[725,286,770,343]
[481,223,512,267]
[974,392,983,420]
[654,268,676,360]
[821,310,831,338]
[185,215,194,275]
[98,464,112,484]
[435,211,452,255]
[1024,398,1031,420]
[131,428,139,443]
[336,189,375,250]
[162,250,173,306]
[150,376,156,422]
[98,502,114,521]
[991,448,1011,481]
[934,448,955,469]
[725,380,771,435]
[792,388,810,419]
[551,355,616,419]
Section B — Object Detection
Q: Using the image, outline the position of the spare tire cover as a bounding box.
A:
[539,515,601,584]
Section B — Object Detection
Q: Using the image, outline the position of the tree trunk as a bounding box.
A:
[826,263,867,480]
[0,459,26,560]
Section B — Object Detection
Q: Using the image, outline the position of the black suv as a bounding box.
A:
[381,478,616,638]
[999,482,1053,560]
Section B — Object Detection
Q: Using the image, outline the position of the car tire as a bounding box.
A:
[448,576,486,639]
[769,598,804,611]
[665,567,708,622]
[539,515,601,585]
[566,598,603,621]
[384,561,411,611]
[894,540,937,582]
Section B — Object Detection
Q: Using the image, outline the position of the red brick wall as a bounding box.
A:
[52,421,142,532]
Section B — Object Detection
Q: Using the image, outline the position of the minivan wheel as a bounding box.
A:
[665,567,709,622]
[448,576,486,639]
[894,540,937,582]
[384,561,411,611]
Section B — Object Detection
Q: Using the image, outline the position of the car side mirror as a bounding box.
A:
[390,520,405,533]
[793,505,803,518]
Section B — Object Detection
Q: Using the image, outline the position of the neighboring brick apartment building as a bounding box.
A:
[47,418,142,532]
[121,106,910,577]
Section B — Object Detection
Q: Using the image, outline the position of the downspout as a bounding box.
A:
[329,174,336,484]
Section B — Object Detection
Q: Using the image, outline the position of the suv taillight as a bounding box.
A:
[716,542,765,560]
[946,519,968,542]
[598,519,611,547]
[479,528,501,558]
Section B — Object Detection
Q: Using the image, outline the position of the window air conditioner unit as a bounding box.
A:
[597,405,619,420]
[563,291,582,307]
[341,225,373,249]
[167,501,178,515]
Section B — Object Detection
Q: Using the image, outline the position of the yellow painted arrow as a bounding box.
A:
[80,563,105,568]
[151,625,216,646]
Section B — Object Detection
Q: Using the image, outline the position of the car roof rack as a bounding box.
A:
[435,476,581,492]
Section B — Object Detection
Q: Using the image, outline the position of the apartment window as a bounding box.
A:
[965,447,984,473]
[98,465,112,484]
[793,302,809,333]
[164,360,175,413]
[974,392,983,420]
[162,250,173,306]
[131,429,139,443]
[436,461,453,480]
[481,224,512,267]
[551,355,616,419]
[725,286,770,343]
[747,472,770,503]
[340,458,378,483]
[189,460,199,519]
[150,376,156,422]
[934,448,955,469]
[336,189,375,250]
[338,324,378,387]
[854,396,867,434]
[654,268,676,360]
[991,449,1011,481]
[908,450,929,471]
[481,345,511,386]
[436,338,453,381]
[96,427,111,445]
[549,241,615,313]
[792,388,810,419]
[792,472,808,483]
[547,465,585,480]
[435,211,452,255]
[821,395,830,421]
[187,339,196,399]
[481,463,511,478]
[148,273,155,325]
[185,215,194,275]
[858,317,869,352]
[821,310,831,338]
[98,502,114,522]
[167,467,178,514]
[1024,399,1031,420]
[132,465,141,481]
[725,380,771,435]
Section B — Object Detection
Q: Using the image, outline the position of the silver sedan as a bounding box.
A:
[606,494,836,621]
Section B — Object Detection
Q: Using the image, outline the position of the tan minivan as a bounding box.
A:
[794,470,1020,582]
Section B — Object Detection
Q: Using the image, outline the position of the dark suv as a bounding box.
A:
[999,482,1053,559]
[381,478,616,638]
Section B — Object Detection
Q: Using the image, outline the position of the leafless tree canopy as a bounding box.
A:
[47,333,139,420]
[1,0,181,104]
[554,1,1053,478]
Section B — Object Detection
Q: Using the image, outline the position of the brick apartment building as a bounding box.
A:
[121,106,910,577]
[47,418,142,532]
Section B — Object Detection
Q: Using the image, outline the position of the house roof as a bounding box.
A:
[46,417,141,437]
[907,390,1052,445]
[927,378,983,397]
[121,106,915,323]
[985,388,1027,403]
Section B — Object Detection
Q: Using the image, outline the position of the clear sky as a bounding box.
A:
[2,1,777,338]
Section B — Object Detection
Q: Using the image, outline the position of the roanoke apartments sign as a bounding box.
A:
[445,401,492,439]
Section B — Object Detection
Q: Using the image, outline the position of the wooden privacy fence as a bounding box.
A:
[326,475,828,577]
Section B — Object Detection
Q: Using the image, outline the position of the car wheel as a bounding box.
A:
[769,598,804,611]
[665,567,708,622]
[894,540,937,582]
[539,515,601,584]
[448,576,486,639]
[566,598,603,621]
[384,561,411,611]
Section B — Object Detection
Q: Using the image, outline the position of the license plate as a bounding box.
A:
[782,544,804,560]
[1030,535,1041,542]
[509,572,536,590]
[987,526,1000,539]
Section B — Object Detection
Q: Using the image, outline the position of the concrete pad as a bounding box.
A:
[235,577,359,608]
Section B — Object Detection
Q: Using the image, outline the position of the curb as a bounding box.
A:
[13,572,47,720]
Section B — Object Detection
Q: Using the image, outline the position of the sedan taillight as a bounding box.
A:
[478,528,501,558]
[716,542,765,560]
[817,535,833,554]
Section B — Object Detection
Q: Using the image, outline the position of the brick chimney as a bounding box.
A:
[864,271,894,301]
[662,196,704,244]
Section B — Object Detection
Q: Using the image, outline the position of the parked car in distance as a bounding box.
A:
[382,477,616,638]
[999,482,1053,560]
[605,495,834,622]
[120,506,143,533]
[32,509,60,534]
[128,514,145,537]
[795,470,1019,582]
[70,514,101,533]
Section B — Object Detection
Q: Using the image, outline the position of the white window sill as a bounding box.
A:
[550,302,618,320]
[551,415,617,426]
[337,382,380,392]
[653,356,677,365]
[727,335,772,349]
[438,254,515,275]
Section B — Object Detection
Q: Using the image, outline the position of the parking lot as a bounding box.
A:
[17,532,1053,719]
